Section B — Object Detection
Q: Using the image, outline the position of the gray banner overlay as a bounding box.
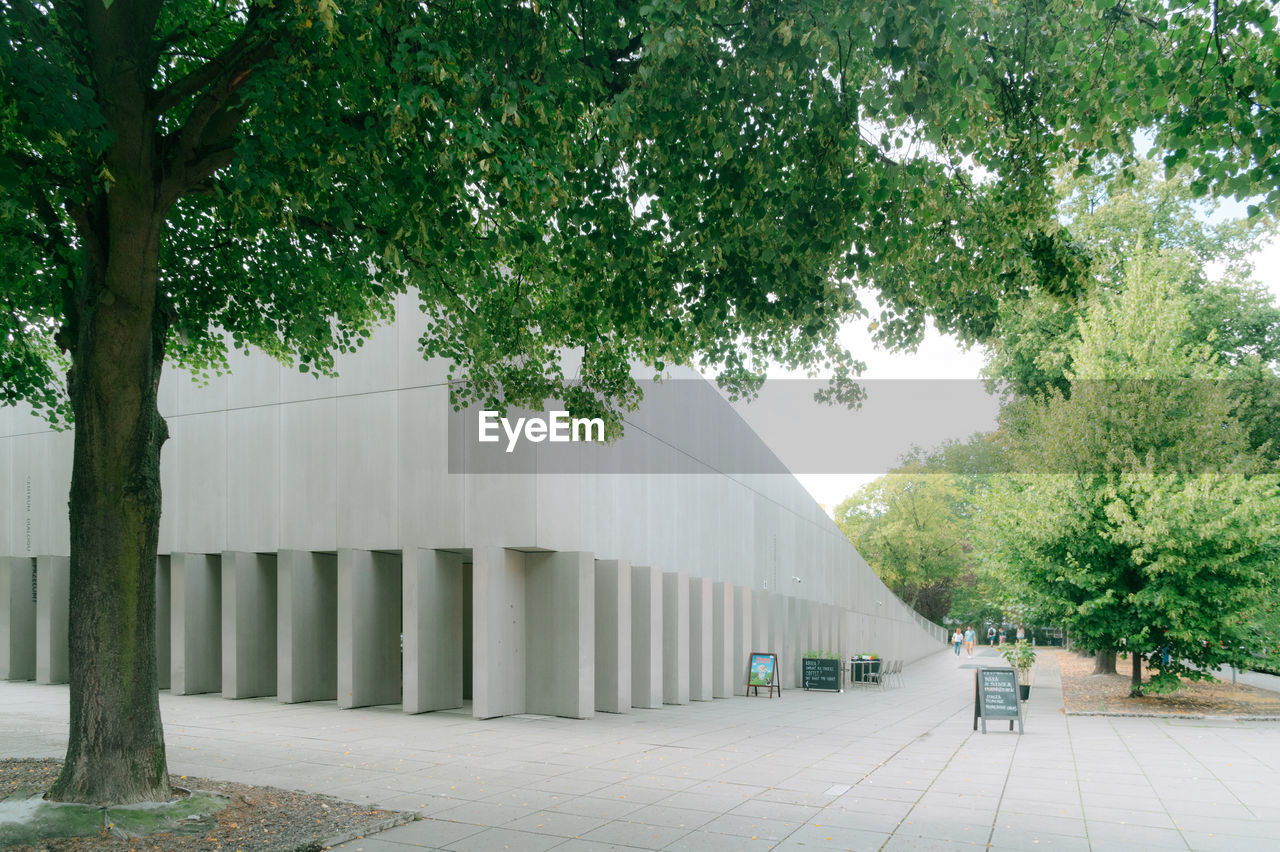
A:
[448,377,1275,475]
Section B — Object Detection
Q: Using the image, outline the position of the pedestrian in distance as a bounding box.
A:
[998,627,1007,646]
[964,626,976,658]
[987,625,996,646]
[952,628,964,656]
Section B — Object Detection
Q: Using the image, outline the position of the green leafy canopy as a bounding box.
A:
[10,0,1274,423]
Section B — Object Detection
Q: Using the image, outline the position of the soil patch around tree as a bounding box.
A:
[0,758,413,851]
[1056,650,1280,718]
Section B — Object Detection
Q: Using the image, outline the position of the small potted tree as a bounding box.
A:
[1000,640,1037,700]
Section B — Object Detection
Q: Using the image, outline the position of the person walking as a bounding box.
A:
[952,628,964,656]
[986,625,996,646]
[964,626,976,658]
[1016,625,1026,644]
[998,627,1007,646]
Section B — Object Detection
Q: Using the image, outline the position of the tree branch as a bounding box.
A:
[152,4,273,115]
[157,8,280,207]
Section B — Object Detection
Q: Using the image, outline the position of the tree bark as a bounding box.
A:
[1129,651,1144,697]
[47,190,172,806]
[44,0,176,806]
[1093,651,1117,675]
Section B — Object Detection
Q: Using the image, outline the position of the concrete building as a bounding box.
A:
[1,296,944,718]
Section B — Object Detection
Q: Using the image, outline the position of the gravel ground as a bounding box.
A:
[1056,649,1280,717]
[0,758,413,852]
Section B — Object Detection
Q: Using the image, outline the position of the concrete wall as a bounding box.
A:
[1,315,950,720]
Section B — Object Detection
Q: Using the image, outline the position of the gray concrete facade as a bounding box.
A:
[1,314,947,723]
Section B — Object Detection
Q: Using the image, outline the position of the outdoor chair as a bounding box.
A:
[889,659,904,687]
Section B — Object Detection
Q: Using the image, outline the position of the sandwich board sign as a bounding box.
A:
[747,651,780,697]
[974,667,1023,734]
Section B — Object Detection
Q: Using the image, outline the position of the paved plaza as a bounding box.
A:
[3,648,1278,851]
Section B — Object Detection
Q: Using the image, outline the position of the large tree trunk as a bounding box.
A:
[1093,651,1117,675]
[48,197,172,803]
[46,0,175,805]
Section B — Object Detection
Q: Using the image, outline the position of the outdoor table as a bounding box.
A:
[850,659,881,684]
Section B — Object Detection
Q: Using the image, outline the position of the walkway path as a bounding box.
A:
[3,648,1278,850]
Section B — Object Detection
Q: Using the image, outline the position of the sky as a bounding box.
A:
[776,234,1280,515]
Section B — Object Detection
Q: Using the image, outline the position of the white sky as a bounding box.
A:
[789,235,1280,514]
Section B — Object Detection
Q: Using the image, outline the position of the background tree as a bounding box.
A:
[980,257,1280,695]
[3,0,1278,804]
[983,160,1280,401]
[835,465,973,623]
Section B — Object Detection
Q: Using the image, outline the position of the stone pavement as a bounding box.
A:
[3,648,1278,851]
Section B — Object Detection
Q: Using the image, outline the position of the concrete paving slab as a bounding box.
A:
[5,648,1280,850]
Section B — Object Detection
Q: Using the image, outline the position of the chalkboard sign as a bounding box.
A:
[974,667,1023,734]
[802,657,841,691]
[747,652,780,697]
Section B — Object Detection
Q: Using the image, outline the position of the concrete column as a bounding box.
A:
[35,555,69,685]
[594,559,631,714]
[711,581,734,699]
[785,596,803,689]
[767,592,788,690]
[733,585,753,696]
[171,553,222,695]
[472,546,526,720]
[630,564,663,709]
[221,551,277,699]
[277,550,338,703]
[1,557,36,681]
[403,548,463,714]
[688,576,712,701]
[662,571,689,705]
[752,589,770,654]
[338,549,402,709]
[526,551,594,719]
[156,557,171,689]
